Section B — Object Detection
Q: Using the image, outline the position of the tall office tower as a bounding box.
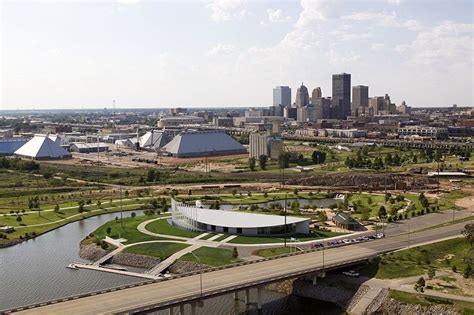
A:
[369,96,384,116]
[314,97,332,120]
[311,87,322,103]
[352,85,369,116]
[331,73,351,119]
[295,83,310,107]
[273,86,292,107]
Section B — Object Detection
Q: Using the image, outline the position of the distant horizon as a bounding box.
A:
[0,104,471,114]
[1,0,473,110]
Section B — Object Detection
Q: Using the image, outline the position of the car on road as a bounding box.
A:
[376,233,385,239]
[342,239,351,244]
[342,270,360,277]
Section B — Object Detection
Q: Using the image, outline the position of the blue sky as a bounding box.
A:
[1,0,473,109]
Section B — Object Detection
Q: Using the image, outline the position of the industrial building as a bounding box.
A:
[171,200,310,236]
[161,130,246,158]
[139,131,170,150]
[70,142,110,153]
[249,132,283,160]
[0,138,29,156]
[14,135,72,160]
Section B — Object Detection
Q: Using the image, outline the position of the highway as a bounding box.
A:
[11,221,467,315]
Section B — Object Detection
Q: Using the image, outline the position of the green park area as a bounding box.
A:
[180,247,241,266]
[123,242,189,260]
[145,217,201,238]
[83,214,172,247]
[358,237,473,279]
[389,290,474,314]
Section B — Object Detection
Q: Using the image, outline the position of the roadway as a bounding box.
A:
[12,221,468,315]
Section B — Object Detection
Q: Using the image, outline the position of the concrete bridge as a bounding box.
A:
[8,222,465,315]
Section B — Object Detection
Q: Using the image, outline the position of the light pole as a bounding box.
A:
[284,192,287,248]
[190,251,203,299]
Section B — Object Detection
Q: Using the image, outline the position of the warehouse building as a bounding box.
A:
[162,130,246,158]
[70,142,110,153]
[0,138,29,156]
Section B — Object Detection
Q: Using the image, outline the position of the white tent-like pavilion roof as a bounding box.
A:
[139,131,169,149]
[14,135,71,159]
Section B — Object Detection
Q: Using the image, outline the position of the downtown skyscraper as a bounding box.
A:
[332,73,351,120]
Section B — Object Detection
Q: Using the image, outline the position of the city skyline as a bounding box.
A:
[1,0,473,110]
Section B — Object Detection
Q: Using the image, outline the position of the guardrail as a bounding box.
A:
[2,243,377,314]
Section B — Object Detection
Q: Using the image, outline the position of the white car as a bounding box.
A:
[342,239,351,244]
[343,270,360,277]
[375,233,385,239]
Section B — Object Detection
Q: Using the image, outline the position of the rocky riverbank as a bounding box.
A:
[168,261,209,274]
[374,294,461,315]
[79,243,160,269]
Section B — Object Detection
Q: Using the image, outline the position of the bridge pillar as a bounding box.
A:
[317,271,326,278]
[312,275,317,285]
[168,307,174,315]
[245,288,250,305]
[179,304,185,315]
[191,302,196,315]
[257,287,262,311]
[233,291,238,300]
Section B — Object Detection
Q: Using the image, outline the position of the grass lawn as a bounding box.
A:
[437,190,467,211]
[253,247,295,257]
[123,242,189,260]
[86,214,171,244]
[179,246,240,266]
[358,238,473,279]
[389,290,474,314]
[145,218,201,238]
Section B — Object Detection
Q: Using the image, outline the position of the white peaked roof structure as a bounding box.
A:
[162,130,247,158]
[139,131,169,150]
[14,135,72,160]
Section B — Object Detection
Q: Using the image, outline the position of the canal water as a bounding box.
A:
[0,210,343,314]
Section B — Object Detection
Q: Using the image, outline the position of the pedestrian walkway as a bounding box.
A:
[147,244,202,276]
[220,235,237,243]
[207,234,223,241]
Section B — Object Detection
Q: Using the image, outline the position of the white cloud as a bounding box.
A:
[206,44,235,56]
[206,0,247,22]
[267,9,291,23]
[295,0,333,27]
[116,0,140,4]
[387,0,402,5]
[370,43,385,51]
[343,11,422,30]
[395,21,474,66]
[327,49,361,65]
[331,30,373,41]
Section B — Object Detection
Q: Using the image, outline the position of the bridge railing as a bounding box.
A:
[1,243,378,314]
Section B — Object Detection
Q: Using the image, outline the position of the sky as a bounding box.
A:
[1,0,473,110]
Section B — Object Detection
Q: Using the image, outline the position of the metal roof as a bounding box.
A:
[14,135,71,158]
[139,131,169,149]
[162,130,246,156]
[0,138,28,155]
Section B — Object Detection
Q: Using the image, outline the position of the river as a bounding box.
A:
[0,210,344,314]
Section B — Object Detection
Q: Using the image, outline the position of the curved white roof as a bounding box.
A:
[174,202,309,229]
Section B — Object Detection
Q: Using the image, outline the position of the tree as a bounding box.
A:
[258,155,268,170]
[78,200,85,213]
[97,200,101,208]
[428,267,436,280]
[414,277,425,292]
[311,151,327,164]
[462,224,473,247]
[232,189,237,197]
[248,157,256,171]
[16,215,22,222]
[232,247,239,259]
[278,152,290,169]
[131,212,136,218]
[54,204,60,213]
[464,264,472,279]
[146,168,156,182]
[378,205,387,219]
[317,211,328,222]
[106,227,112,235]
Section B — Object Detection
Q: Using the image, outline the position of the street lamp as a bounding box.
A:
[284,192,287,248]
[190,251,203,299]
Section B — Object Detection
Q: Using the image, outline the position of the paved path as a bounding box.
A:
[148,244,202,276]
[207,233,223,241]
